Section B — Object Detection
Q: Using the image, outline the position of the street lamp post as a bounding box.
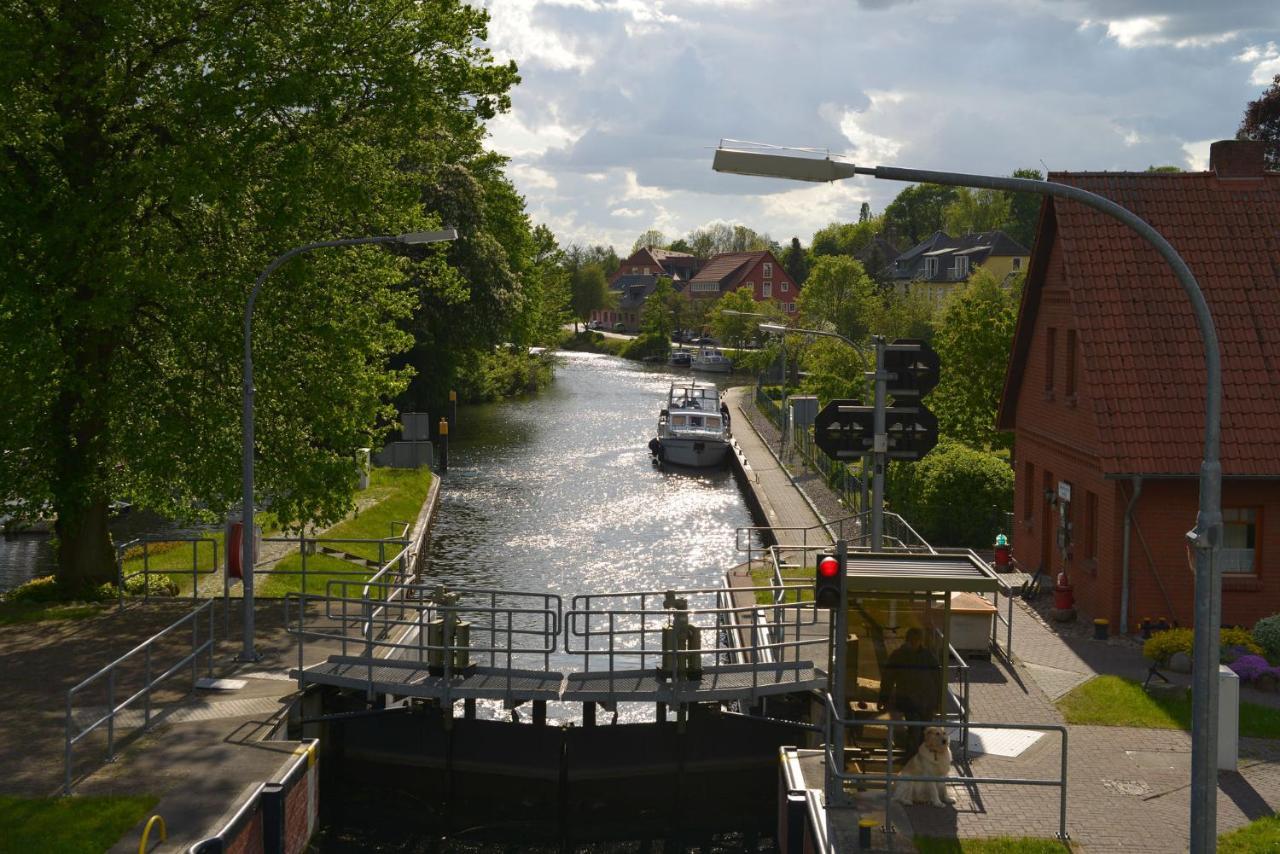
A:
[716,143,1222,851]
[238,229,457,663]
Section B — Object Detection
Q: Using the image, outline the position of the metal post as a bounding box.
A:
[144,646,152,727]
[64,694,73,794]
[825,539,849,807]
[106,669,115,760]
[870,338,887,551]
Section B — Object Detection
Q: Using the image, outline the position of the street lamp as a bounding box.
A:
[716,141,1223,852]
[239,228,458,662]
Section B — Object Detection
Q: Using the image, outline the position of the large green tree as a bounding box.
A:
[929,269,1023,449]
[710,287,767,349]
[1239,73,1280,169]
[881,185,958,245]
[569,264,610,330]
[942,188,1012,237]
[796,256,879,343]
[0,0,516,588]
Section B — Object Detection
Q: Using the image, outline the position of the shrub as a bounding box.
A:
[1229,654,1280,684]
[4,575,114,604]
[123,573,179,597]
[620,333,669,361]
[885,439,1013,548]
[1144,627,1263,665]
[1254,614,1280,663]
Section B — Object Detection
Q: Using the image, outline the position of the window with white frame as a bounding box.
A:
[762,282,772,298]
[953,256,970,279]
[1222,508,1259,573]
[691,281,718,293]
[1012,257,1023,270]
[781,281,789,292]
[924,257,939,278]
[763,263,773,279]
[784,302,796,313]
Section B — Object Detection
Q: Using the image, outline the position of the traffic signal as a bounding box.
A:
[884,339,940,399]
[815,552,844,609]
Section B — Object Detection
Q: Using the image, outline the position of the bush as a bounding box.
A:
[4,575,114,604]
[1228,654,1280,685]
[1143,627,1262,665]
[123,573,179,597]
[885,439,1012,548]
[620,333,669,361]
[1254,614,1280,663]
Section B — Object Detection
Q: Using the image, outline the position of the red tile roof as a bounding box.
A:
[999,166,1280,476]
[689,251,764,288]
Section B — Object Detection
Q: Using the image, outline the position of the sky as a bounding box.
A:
[478,0,1280,254]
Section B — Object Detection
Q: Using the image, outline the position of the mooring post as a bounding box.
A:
[583,702,596,727]
[438,417,449,472]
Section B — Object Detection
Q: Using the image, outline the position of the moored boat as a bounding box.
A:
[652,382,730,468]
[690,346,733,373]
[668,349,692,367]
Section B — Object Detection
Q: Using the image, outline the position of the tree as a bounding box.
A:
[569,264,611,331]
[782,237,809,284]
[859,202,872,223]
[928,269,1023,449]
[668,238,692,254]
[943,188,1012,237]
[809,220,880,260]
[874,288,937,342]
[564,244,621,279]
[684,222,773,258]
[631,229,668,253]
[1239,74,1280,169]
[0,0,516,589]
[799,338,870,405]
[641,277,678,340]
[796,256,879,342]
[1003,168,1044,249]
[881,185,959,245]
[710,287,780,349]
[886,440,1013,548]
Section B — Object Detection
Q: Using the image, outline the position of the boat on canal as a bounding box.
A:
[668,348,692,367]
[651,382,730,468]
[690,346,733,373]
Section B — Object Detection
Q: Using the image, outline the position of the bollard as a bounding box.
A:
[1093,618,1109,640]
[858,818,877,849]
[437,417,449,472]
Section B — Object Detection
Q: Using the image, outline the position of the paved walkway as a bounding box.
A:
[727,385,1280,852]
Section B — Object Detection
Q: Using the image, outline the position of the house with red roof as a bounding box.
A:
[686,250,799,316]
[997,139,1280,633]
[590,245,700,331]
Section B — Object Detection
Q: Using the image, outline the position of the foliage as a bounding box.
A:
[733,343,781,377]
[568,264,612,329]
[710,287,778,349]
[3,575,112,605]
[641,277,680,340]
[1228,655,1280,684]
[0,0,519,588]
[797,256,879,342]
[1238,73,1280,170]
[809,220,880,259]
[886,440,1013,548]
[873,288,937,342]
[0,795,158,854]
[1219,813,1280,853]
[1142,627,1261,665]
[558,331,626,356]
[1003,169,1045,249]
[913,838,1074,854]
[1253,614,1280,662]
[930,269,1022,449]
[620,334,670,361]
[456,348,556,403]
[782,237,809,284]
[683,223,776,260]
[123,572,179,598]
[631,229,667,253]
[943,188,1012,237]
[798,338,871,405]
[562,244,621,279]
[1056,675,1280,738]
[881,185,959,245]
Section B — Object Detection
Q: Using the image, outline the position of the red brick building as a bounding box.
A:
[997,140,1280,633]
[686,250,799,315]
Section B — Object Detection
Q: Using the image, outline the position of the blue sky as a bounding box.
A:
[478,0,1280,252]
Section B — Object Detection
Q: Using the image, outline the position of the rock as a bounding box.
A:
[1168,651,1193,673]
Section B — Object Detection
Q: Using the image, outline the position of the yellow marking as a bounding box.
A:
[139,815,166,854]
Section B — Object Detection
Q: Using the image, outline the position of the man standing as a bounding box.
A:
[879,627,941,758]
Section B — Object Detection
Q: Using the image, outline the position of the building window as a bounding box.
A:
[781,281,789,293]
[762,282,772,298]
[1083,491,1098,562]
[952,256,970,279]
[924,257,939,278]
[763,263,773,279]
[1065,329,1077,398]
[1023,462,1035,520]
[631,267,638,273]
[644,267,650,274]
[1045,327,1057,394]
[784,302,796,313]
[1013,257,1023,270]
[1222,508,1259,573]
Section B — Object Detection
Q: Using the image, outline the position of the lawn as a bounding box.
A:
[748,562,812,605]
[0,601,107,628]
[1219,814,1280,852]
[260,466,433,597]
[0,794,157,854]
[914,838,1075,853]
[1057,675,1280,739]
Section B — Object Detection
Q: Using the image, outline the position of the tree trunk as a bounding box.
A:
[54,497,116,592]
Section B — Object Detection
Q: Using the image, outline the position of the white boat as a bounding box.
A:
[690,346,733,373]
[652,383,731,468]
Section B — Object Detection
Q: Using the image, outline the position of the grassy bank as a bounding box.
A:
[1057,675,1280,738]
[0,795,157,854]
[914,838,1075,853]
[260,466,433,597]
[1220,814,1280,852]
[559,329,627,356]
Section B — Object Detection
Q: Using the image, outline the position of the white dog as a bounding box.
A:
[891,726,956,807]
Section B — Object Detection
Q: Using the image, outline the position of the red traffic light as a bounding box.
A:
[818,556,840,578]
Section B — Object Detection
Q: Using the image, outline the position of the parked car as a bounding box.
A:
[691,336,716,346]
[612,322,626,331]
[587,320,602,331]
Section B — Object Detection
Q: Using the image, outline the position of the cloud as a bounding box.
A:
[1079,15,1239,49]
[1182,139,1213,171]
[610,206,645,218]
[487,110,582,159]
[483,0,594,71]
[1237,42,1280,85]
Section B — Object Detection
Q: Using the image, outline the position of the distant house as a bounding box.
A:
[997,139,1280,632]
[686,250,799,315]
[857,234,902,282]
[590,246,700,329]
[888,230,1029,303]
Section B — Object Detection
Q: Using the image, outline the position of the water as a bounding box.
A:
[0,534,56,591]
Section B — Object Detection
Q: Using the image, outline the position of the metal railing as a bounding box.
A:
[116,536,222,608]
[65,600,216,793]
[935,547,1018,660]
[565,585,823,691]
[256,520,412,594]
[822,693,1070,840]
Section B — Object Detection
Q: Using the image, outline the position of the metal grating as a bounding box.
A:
[295,657,564,701]
[843,552,999,593]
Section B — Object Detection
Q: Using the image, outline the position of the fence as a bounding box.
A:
[65,599,216,793]
[116,536,222,608]
[256,520,412,595]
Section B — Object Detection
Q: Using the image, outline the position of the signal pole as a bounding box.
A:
[869,338,887,550]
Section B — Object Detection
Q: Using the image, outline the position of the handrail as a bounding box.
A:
[65,600,215,794]
[116,536,221,608]
[821,692,1069,840]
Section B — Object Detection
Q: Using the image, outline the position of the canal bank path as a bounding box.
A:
[723,383,1280,852]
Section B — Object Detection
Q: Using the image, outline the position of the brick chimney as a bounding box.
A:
[1210,139,1267,178]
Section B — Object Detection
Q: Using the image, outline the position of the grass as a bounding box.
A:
[260,466,433,597]
[117,510,283,597]
[1219,814,1280,852]
[914,839,1075,853]
[0,794,157,854]
[0,601,107,627]
[1057,675,1280,739]
[748,563,812,605]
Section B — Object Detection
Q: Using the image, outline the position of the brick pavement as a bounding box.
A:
[730,386,1280,852]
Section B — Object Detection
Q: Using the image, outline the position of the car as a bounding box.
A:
[691,336,715,346]
[586,320,602,331]
[612,322,626,331]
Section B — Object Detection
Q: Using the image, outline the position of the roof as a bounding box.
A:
[617,278,659,310]
[998,158,1280,477]
[610,273,656,292]
[841,552,1000,593]
[689,251,764,289]
[889,230,1029,281]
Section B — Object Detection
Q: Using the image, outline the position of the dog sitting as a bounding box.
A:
[891,726,956,807]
